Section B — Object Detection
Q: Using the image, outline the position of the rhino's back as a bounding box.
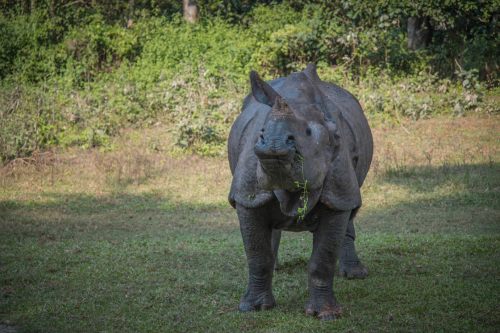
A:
[228,77,373,187]
[318,82,373,186]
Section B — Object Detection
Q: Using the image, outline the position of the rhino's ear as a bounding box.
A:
[304,63,321,83]
[250,71,279,106]
[320,114,361,211]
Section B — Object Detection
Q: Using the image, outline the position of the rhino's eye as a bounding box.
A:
[260,128,265,132]
[306,128,312,136]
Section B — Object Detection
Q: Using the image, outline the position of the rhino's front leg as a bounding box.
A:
[271,229,281,270]
[237,204,276,312]
[306,209,350,320]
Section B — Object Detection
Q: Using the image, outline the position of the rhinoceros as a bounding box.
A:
[227,64,373,320]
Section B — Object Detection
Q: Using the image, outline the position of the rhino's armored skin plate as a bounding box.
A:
[227,64,373,320]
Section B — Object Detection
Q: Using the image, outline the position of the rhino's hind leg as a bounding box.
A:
[272,229,281,271]
[237,204,276,312]
[338,218,368,279]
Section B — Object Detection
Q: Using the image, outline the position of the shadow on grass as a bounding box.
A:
[379,161,499,194]
[358,161,500,235]
[0,191,237,243]
[0,163,500,238]
[276,257,308,274]
[1,161,498,242]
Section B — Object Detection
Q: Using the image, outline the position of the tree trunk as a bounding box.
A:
[407,16,433,50]
[23,0,29,14]
[128,0,134,18]
[49,0,55,17]
[183,0,198,23]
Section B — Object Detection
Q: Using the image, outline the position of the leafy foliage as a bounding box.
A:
[0,1,498,162]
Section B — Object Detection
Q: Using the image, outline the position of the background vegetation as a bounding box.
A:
[0,0,499,161]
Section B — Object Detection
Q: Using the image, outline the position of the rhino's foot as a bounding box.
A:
[239,291,276,312]
[305,300,342,321]
[338,261,368,279]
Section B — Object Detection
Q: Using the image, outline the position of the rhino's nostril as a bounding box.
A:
[287,135,295,141]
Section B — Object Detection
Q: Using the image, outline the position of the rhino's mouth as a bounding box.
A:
[256,150,304,191]
[259,158,292,168]
[258,149,300,170]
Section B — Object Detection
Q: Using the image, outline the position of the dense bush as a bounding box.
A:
[0,1,498,162]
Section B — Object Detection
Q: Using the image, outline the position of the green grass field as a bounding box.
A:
[1,116,499,332]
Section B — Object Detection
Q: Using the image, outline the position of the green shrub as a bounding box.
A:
[0,82,62,162]
[318,65,488,122]
[0,2,497,162]
[61,14,142,87]
[0,10,64,81]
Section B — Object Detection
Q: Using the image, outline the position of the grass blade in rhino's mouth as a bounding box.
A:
[293,150,303,164]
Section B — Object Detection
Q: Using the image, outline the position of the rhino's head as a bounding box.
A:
[228,64,362,214]
[250,69,334,194]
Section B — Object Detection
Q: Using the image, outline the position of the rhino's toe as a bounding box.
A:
[305,302,343,321]
[338,261,369,279]
[239,293,276,312]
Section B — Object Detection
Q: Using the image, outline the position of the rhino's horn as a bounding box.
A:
[270,96,294,119]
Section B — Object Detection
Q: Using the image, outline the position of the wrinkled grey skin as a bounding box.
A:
[227,64,373,320]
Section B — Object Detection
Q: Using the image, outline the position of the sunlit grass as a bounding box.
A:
[0,115,499,332]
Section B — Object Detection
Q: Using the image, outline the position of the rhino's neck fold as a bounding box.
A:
[273,187,322,218]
